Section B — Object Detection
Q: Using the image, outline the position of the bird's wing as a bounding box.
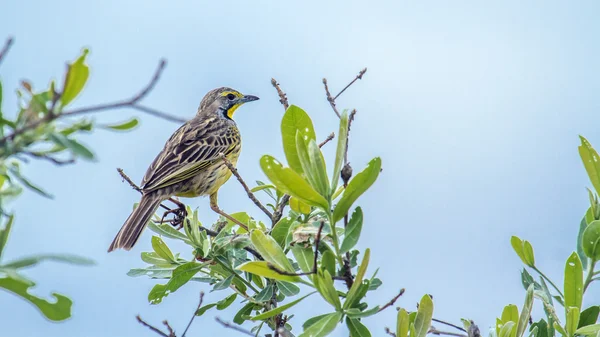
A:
[140,117,237,192]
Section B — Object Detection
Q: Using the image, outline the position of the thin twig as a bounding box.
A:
[0,59,183,146]
[334,68,367,100]
[219,153,273,219]
[117,168,142,193]
[23,151,75,165]
[215,317,254,336]
[385,327,397,337]
[432,319,467,333]
[268,221,324,276]
[377,288,406,312]
[136,315,171,337]
[270,78,289,110]
[162,321,175,337]
[0,37,14,66]
[318,132,335,148]
[271,194,290,226]
[429,327,468,337]
[323,78,340,118]
[181,292,204,337]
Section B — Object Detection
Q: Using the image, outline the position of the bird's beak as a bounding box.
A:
[240,95,259,103]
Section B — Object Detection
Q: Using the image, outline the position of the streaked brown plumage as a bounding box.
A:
[108,87,259,252]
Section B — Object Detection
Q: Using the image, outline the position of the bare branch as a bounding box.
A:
[323,78,341,118]
[219,153,273,219]
[377,288,406,312]
[23,151,75,165]
[271,194,290,226]
[268,221,324,277]
[432,319,467,333]
[162,321,175,337]
[334,68,367,100]
[429,327,468,337]
[385,327,397,337]
[181,292,204,337]
[0,37,14,66]
[318,132,335,148]
[136,315,171,337]
[271,78,289,110]
[0,59,184,146]
[215,317,254,336]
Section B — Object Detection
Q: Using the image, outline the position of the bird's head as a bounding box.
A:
[197,87,259,119]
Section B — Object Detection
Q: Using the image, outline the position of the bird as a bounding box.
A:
[108,87,259,252]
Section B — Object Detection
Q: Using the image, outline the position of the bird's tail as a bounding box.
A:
[108,194,163,252]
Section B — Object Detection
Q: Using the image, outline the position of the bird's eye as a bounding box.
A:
[226,93,236,101]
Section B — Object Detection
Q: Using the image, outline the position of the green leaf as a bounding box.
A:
[395,308,409,337]
[260,155,329,209]
[345,306,381,319]
[523,241,535,267]
[60,49,90,107]
[291,245,315,274]
[500,322,517,337]
[213,274,234,291]
[582,221,600,260]
[281,105,317,175]
[345,248,370,309]
[8,166,52,199]
[320,250,336,277]
[1,254,95,269]
[521,269,541,292]
[578,215,590,270]
[0,275,71,321]
[579,136,600,196]
[251,291,315,320]
[196,303,217,316]
[233,302,256,324]
[254,283,274,302]
[102,117,139,131]
[151,236,176,263]
[564,252,583,311]
[331,110,349,192]
[0,215,14,260]
[511,236,534,267]
[575,324,600,336]
[250,184,276,193]
[502,304,519,324]
[296,131,320,192]
[289,196,311,215]
[315,270,341,310]
[414,295,434,337]
[272,217,295,248]
[579,306,600,328]
[346,317,371,337]
[531,319,548,337]
[147,221,192,245]
[49,133,95,160]
[140,252,171,267]
[566,307,580,337]
[216,293,237,310]
[250,230,293,272]
[277,281,300,297]
[516,285,535,337]
[299,312,341,337]
[147,262,205,304]
[304,313,332,330]
[237,261,304,283]
[307,139,330,197]
[333,157,381,223]
[340,207,363,254]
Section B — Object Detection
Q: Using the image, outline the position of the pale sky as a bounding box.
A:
[1,1,600,336]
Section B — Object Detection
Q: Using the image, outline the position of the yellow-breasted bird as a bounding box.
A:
[108,87,259,252]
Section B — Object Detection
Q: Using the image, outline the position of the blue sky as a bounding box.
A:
[1,1,600,336]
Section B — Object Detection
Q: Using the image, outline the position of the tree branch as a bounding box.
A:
[334,68,367,100]
[377,288,406,312]
[271,78,289,110]
[136,315,173,337]
[323,78,340,118]
[0,37,14,66]
[318,132,335,148]
[219,153,273,219]
[215,317,254,336]
[181,292,204,337]
[23,151,75,165]
[0,59,184,146]
[431,319,467,333]
[429,327,468,337]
